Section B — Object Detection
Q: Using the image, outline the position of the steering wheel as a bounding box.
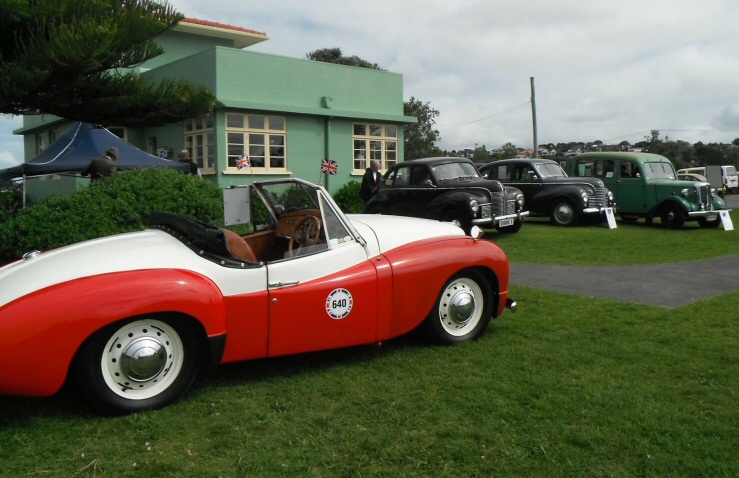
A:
[288,215,322,252]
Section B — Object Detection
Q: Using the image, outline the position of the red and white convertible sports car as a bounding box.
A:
[0,178,515,413]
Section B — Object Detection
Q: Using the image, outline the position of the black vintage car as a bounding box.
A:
[479,158,615,226]
[365,157,528,233]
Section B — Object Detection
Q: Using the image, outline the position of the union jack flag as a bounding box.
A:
[321,158,338,175]
[237,155,250,170]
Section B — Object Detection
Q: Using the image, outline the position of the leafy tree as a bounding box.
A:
[306,47,384,70]
[472,144,489,163]
[693,142,725,166]
[404,97,443,159]
[0,0,219,126]
[501,142,517,159]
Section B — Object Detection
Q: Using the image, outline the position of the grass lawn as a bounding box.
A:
[0,210,737,477]
[492,209,739,265]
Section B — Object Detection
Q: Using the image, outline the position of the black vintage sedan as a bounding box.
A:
[366,157,527,233]
[479,158,615,226]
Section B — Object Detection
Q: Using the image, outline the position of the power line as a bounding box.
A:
[437,101,531,131]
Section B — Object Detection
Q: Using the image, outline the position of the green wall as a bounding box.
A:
[16,36,414,199]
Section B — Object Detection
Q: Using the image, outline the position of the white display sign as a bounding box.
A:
[605,207,617,229]
[720,210,734,231]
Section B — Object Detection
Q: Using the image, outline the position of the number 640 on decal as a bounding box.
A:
[326,288,353,319]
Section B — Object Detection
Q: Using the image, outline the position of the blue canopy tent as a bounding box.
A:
[0,122,189,181]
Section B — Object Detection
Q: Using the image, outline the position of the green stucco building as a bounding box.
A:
[14,18,415,201]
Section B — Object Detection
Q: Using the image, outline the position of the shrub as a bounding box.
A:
[0,169,224,263]
[333,180,364,213]
[0,188,23,223]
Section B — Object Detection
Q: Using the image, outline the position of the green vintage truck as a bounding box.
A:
[559,152,728,229]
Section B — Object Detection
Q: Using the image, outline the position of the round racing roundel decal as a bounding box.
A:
[326,288,353,319]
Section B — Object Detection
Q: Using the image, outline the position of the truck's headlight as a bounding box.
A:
[469,199,480,214]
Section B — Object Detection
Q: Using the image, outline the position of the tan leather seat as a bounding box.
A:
[222,229,258,262]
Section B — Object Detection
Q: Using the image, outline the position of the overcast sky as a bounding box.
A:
[2,0,738,169]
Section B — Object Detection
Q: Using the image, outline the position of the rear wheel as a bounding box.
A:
[74,317,200,414]
[660,203,686,229]
[421,270,493,344]
[550,199,579,226]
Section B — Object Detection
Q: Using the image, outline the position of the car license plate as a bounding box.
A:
[498,218,515,227]
[706,214,717,221]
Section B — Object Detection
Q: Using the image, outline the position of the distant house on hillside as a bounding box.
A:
[14,18,415,202]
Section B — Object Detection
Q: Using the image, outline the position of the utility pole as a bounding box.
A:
[531,77,538,158]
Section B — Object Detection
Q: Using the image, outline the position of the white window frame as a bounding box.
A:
[352,123,398,174]
[225,112,287,174]
[184,115,215,174]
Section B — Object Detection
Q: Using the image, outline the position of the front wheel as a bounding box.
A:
[421,270,493,344]
[74,317,201,414]
[660,203,686,229]
[698,217,721,228]
[442,208,472,234]
[496,219,523,234]
[550,199,579,226]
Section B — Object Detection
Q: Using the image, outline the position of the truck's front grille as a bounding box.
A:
[697,184,711,209]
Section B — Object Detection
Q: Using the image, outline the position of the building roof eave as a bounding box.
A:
[175,18,269,49]
[220,100,417,124]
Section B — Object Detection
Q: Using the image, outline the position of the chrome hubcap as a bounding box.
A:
[120,338,167,382]
[438,278,483,336]
[449,291,475,324]
[101,320,184,400]
[554,203,574,223]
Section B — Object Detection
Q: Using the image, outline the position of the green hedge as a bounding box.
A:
[0,188,23,223]
[0,169,224,264]
[333,180,364,213]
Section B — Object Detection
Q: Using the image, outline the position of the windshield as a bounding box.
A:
[643,162,676,180]
[431,162,480,181]
[257,181,320,213]
[535,162,567,178]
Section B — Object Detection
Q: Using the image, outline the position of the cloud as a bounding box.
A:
[0,150,21,170]
[3,0,737,159]
[713,105,739,133]
[0,116,23,169]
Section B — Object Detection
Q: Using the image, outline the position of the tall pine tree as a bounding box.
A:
[0,0,219,126]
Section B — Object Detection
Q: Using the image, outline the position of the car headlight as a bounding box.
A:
[681,188,691,198]
[469,199,480,214]
[581,191,589,205]
[608,191,614,202]
[516,194,525,208]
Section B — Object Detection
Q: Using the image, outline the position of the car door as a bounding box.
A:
[266,194,379,357]
[380,165,413,216]
[613,160,648,213]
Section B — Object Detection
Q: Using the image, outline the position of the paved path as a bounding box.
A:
[511,254,739,308]
[510,194,739,308]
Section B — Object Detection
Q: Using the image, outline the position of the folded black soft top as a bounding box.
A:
[147,211,230,258]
